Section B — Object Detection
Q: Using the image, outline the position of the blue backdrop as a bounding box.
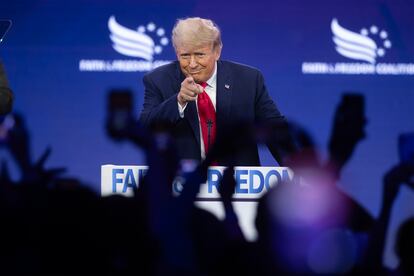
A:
[1,0,413,267]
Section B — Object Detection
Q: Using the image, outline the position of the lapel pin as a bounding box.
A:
[224,84,230,89]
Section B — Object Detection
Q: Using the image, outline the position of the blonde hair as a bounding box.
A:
[172,17,222,51]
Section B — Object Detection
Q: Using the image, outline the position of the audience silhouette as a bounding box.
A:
[0,91,411,275]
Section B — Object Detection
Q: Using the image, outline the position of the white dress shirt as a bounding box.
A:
[178,62,217,160]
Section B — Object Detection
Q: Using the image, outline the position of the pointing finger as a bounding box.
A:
[186,76,195,85]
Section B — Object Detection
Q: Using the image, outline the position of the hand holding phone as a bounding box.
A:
[329,93,366,168]
[106,89,133,140]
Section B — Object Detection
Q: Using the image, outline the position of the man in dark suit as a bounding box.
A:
[139,17,290,166]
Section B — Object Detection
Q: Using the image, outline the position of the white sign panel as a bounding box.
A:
[101,165,295,240]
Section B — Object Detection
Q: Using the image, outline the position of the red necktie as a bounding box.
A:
[197,82,216,154]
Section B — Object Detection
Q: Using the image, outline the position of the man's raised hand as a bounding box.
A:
[177,77,203,107]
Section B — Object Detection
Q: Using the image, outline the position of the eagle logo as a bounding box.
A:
[108,16,169,61]
[331,18,391,64]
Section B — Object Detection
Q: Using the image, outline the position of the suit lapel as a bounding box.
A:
[174,62,201,147]
[216,61,232,133]
[186,102,201,146]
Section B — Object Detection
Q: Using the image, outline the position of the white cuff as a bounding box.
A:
[178,102,188,118]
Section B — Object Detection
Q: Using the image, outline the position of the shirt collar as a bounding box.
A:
[205,62,217,88]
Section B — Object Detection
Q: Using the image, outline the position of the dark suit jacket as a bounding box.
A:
[139,60,287,166]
